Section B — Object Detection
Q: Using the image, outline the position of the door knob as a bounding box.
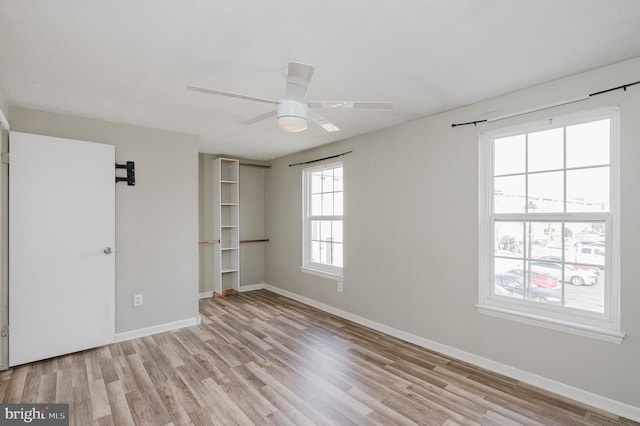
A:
[104,247,116,255]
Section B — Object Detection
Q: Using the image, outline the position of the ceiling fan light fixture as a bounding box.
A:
[277,100,308,133]
[187,61,391,133]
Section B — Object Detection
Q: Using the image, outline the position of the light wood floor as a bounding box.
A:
[0,289,637,426]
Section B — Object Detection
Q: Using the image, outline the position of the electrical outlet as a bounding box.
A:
[133,294,143,307]
[337,282,343,292]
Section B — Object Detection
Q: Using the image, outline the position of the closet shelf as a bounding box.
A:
[213,158,240,295]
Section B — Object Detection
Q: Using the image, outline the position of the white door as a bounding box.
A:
[9,132,115,366]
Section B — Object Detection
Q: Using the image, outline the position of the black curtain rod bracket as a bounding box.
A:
[289,151,353,167]
[115,161,135,186]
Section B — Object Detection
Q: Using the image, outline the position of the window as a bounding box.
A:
[302,162,344,280]
[478,107,623,343]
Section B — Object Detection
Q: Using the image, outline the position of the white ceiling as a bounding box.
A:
[1,1,640,160]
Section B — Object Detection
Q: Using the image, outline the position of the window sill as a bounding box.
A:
[301,266,343,282]
[476,304,626,344]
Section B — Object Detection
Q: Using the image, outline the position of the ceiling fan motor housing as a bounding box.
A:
[277,99,309,132]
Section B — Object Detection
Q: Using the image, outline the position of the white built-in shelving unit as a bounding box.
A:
[213,158,240,295]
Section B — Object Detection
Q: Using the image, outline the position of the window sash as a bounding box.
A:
[488,217,612,318]
[478,106,621,342]
[302,162,344,279]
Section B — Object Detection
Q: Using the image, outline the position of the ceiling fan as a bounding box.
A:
[186,61,393,133]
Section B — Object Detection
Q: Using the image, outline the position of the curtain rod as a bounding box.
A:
[451,79,640,128]
[289,150,353,167]
[239,162,271,169]
[199,239,270,244]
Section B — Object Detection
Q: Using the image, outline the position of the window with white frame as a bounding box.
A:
[478,107,623,343]
[302,162,343,280]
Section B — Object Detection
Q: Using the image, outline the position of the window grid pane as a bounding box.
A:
[566,167,610,212]
[494,135,526,176]
[311,172,323,194]
[566,119,610,168]
[528,127,564,172]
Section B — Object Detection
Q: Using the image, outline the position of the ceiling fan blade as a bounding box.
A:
[241,109,277,125]
[307,101,393,110]
[285,62,315,101]
[186,85,278,105]
[308,110,340,133]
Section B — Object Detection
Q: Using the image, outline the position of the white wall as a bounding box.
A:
[0,85,8,120]
[9,107,200,334]
[198,154,215,293]
[265,57,640,414]
[239,164,266,286]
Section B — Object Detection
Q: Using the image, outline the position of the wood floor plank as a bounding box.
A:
[55,368,73,405]
[0,289,637,426]
[159,391,192,426]
[20,370,41,402]
[200,377,255,426]
[71,353,89,389]
[264,409,297,426]
[168,376,201,417]
[0,378,9,402]
[226,366,277,418]
[105,380,135,426]
[89,378,111,421]
[257,384,320,426]
[96,414,117,426]
[125,353,173,425]
[99,357,119,384]
[86,355,104,383]
[124,389,160,426]
[113,353,138,394]
[349,386,420,426]
[247,362,337,425]
[38,370,57,402]
[72,383,93,426]
[156,339,187,371]
[2,366,27,402]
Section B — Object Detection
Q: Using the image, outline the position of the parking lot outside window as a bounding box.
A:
[477,107,624,343]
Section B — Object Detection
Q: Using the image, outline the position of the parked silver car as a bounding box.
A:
[530,260,598,286]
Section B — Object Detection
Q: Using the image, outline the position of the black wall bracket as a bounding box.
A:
[115,161,135,186]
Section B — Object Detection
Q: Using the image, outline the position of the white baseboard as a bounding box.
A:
[115,316,201,343]
[240,283,266,292]
[199,284,265,299]
[263,284,640,422]
[199,291,214,299]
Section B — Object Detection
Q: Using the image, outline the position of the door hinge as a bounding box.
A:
[1,325,8,337]
[1,152,9,164]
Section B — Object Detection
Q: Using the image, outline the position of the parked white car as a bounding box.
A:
[530,260,598,286]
